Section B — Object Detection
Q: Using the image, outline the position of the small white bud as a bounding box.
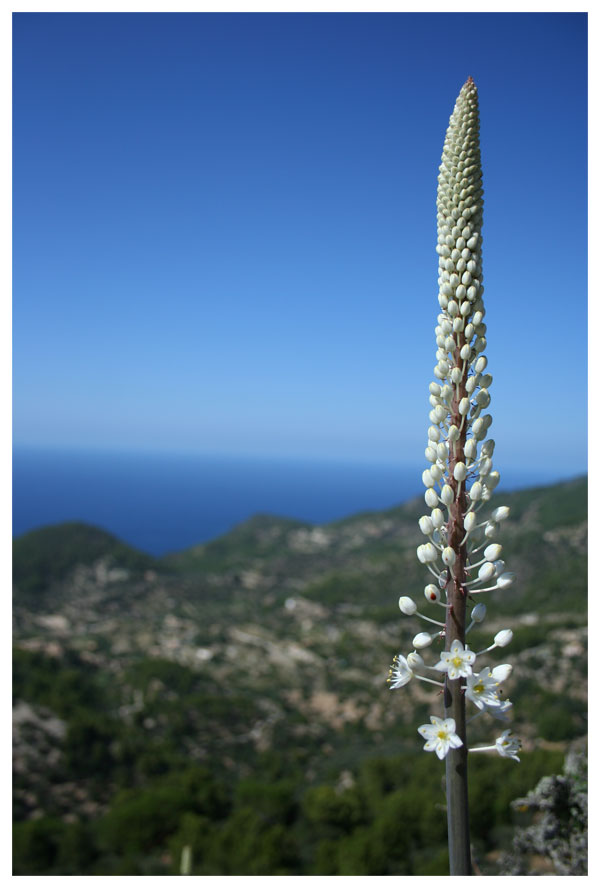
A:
[428,425,441,442]
[442,546,456,566]
[422,542,438,562]
[460,343,471,360]
[493,559,505,575]
[484,470,500,490]
[425,488,439,508]
[484,543,502,561]
[469,481,482,501]
[430,508,445,528]
[419,515,434,535]
[430,463,443,481]
[459,398,470,415]
[424,584,441,603]
[491,663,512,682]
[494,629,513,648]
[453,317,464,333]
[471,602,486,622]
[440,485,454,506]
[450,366,462,384]
[474,355,487,373]
[465,374,478,394]
[422,469,435,488]
[496,572,515,589]
[484,521,497,538]
[491,506,510,523]
[481,438,495,456]
[429,382,442,396]
[453,462,467,481]
[447,424,460,442]
[399,595,418,615]
[464,323,475,339]
[413,632,434,649]
[425,446,437,463]
[478,562,495,582]
[464,511,477,531]
[447,300,459,316]
[464,438,478,460]
[407,650,424,669]
[437,442,449,461]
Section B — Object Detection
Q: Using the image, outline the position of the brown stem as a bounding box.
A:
[444,334,472,875]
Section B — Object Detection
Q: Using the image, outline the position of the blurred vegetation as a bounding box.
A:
[12,476,587,874]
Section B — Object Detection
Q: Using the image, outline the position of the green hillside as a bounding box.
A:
[12,477,587,875]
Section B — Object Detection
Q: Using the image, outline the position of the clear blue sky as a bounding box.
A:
[13,12,587,474]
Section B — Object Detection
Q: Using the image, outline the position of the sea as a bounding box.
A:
[12,447,560,557]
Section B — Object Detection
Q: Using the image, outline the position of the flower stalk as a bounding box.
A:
[387,77,521,877]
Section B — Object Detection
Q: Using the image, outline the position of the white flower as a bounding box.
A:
[465,668,502,710]
[418,715,463,760]
[488,699,513,721]
[495,730,521,762]
[387,655,414,689]
[434,639,476,679]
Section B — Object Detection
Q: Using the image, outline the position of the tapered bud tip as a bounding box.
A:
[399,595,418,615]
[494,629,513,648]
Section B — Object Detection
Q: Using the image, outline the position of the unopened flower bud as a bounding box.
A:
[413,632,434,649]
[407,651,424,669]
[442,546,456,566]
[496,572,515,589]
[399,596,418,615]
[450,366,462,383]
[484,521,497,538]
[460,343,471,360]
[484,470,500,490]
[471,603,486,622]
[440,485,454,506]
[493,559,505,574]
[481,438,495,456]
[420,542,438,562]
[447,424,460,442]
[469,481,482,501]
[494,629,513,648]
[429,382,441,396]
[491,663,512,682]
[430,508,445,528]
[484,543,502,562]
[453,462,467,481]
[425,446,437,463]
[464,438,478,460]
[478,562,495,582]
[464,511,477,531]
[459,398,470,415]
[427,425,441,442]
[491,506,510,523]
[424,584,441,603]
[422,469,435,488]
[419,515,434,535]
[475,355,487,373]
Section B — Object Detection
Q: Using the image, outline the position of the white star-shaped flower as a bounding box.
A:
[465,667,502,710]
[418,715,463,760]
[434,639,476,679]
[387,654,413,689]
[495,730,521,762]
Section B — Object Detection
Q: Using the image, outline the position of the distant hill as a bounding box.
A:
[13,522,159,596]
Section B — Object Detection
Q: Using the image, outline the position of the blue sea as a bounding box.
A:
[12,447,561,556]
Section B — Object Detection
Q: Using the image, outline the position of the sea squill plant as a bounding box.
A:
[388,78,521,875]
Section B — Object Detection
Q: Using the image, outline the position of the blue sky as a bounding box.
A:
[12,11,587,474]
